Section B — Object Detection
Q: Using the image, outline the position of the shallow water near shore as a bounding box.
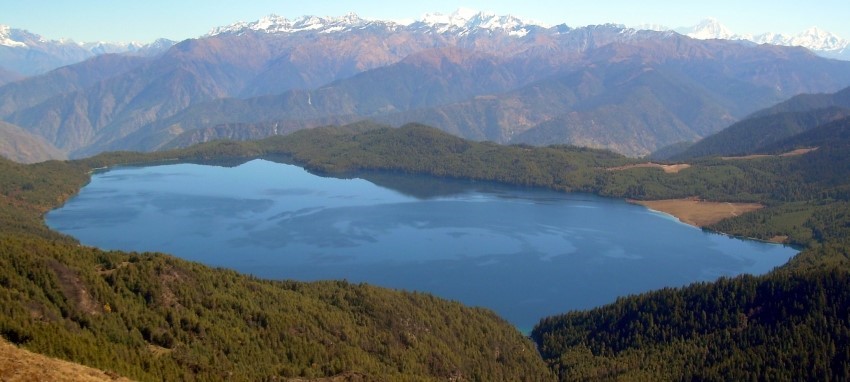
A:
[46,159,798,330]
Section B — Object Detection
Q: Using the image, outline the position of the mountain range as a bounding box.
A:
[0,24,174,77]
[639,18,850,60]
[3,10,850,161]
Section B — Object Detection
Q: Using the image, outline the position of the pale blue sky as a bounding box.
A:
[2,0,847,43]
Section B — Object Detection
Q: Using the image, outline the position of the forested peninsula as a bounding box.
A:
[3,122,850,380]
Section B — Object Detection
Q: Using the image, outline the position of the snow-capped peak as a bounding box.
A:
[417,8,539,37]
[0,24,173,56]
[207,9,541,38]
[786,27,846,51]
[639,19,849,58]
[206,13,381,36]
[0,24,27,48]
[632,23,669,32]
[420,8,479,28]
[677,18,737,40]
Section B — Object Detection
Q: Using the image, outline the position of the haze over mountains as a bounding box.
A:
[3,10,850,161]
[0,24,175,77]
[649,18,850,61]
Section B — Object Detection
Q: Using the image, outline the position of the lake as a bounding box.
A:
[46,159,798,331]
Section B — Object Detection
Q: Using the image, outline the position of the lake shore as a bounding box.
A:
[631,197,763,229]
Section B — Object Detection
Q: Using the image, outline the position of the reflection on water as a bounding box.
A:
[47,159,798,330]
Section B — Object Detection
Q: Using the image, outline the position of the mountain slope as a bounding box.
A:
[671,86,850,159]
[671,106,850,159]
[0,338,130,381]
[111,47,551,152]
[750,86,850,117]
[0,54,151,118]
[0,66,21,86]
[761,115,850,154]
[0,121,65,163]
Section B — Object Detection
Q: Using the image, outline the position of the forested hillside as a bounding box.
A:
[669,106,850,159]
[669,85,850,160]
[532,266,850,381]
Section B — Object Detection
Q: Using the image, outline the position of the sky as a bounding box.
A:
[2,0,848,43]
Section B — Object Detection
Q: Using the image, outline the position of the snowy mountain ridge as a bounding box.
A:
[0,25,26,48]
[666,18,849,57]
[0,25,176,75]
[0,24,173,54]
[207,9,541,37]
[206,11,848,59]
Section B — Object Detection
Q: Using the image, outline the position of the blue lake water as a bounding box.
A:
[46,159,798,331]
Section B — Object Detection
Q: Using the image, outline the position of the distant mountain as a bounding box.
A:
[0,54,151,118]
[117,46,552,152]
[207,9,542,38]
[0,121,65,163]
[0,24,174,76]
[677,18,737,40]
[664,18,850,60]
[183,31,850,156]
[98,27,850,157]
[4,11,850,158]
[669,86,850,159]
[79,38,176,56]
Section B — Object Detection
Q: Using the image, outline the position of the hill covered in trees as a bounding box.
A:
[667,86,850,160]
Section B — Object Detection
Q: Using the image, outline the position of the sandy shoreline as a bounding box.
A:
[630,197,763,228]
